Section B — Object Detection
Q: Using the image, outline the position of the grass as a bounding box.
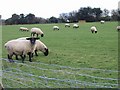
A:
[2,21,118,88]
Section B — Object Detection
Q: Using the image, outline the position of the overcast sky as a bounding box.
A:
[0,0,120,19]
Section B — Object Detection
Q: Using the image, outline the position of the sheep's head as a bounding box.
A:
[26,37,39,45]
[44,48,49,56]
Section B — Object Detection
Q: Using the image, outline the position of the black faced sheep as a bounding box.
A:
[100,20,105,24]
[90,26,97,33]
[4,37,39,63]
[17,37,49,57]
[34,40,49,56]
[73,24,79,28]
[31,27,44,37]
[116,26,120,31]
[53,26,59,30]
[65,23,70,27]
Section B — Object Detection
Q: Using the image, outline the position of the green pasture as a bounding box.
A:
[2,21,119,88]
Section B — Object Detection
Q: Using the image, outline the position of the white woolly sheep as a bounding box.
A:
[31,27,44,37]
[65,23,70,27]
[34,40,49,56]
[53,26,59,30]
[16,37,49,56]
[116,26,120,31]
[4,37,39,63]
[90,26,97,33]
[100,20,105,24]
[20,27,29,31]
[73,24,79,28]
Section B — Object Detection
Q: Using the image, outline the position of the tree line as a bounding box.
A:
[4,7,120,25]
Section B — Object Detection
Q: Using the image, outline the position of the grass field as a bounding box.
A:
[2,21,118,88]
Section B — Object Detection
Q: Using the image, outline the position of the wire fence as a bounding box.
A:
[1,58,118,88]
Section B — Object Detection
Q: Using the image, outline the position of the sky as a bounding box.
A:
[0,0,120,19]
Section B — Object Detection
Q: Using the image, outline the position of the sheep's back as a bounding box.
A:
[5,40,34,55]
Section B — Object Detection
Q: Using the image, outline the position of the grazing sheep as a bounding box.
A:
[17,37,49,56]
[53,26,59,30]
[34,40,49,56]
[116,26,120,31]
[90,26,97,33]
[65,23,70,27]
[20,27,29,31]
[31,27,44,37]
[4,37,39,63]
[100,20,105,24]
[73,24,79,28]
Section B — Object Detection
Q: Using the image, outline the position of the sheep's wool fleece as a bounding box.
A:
[5,40,35,55]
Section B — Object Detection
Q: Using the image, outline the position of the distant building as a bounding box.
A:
[79,20,86,23]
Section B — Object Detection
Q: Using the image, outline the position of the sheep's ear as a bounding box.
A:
[26,38,31,40]
[35,37,39,40]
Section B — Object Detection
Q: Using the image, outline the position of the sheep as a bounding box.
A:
[100,20,105,24]
[116,26,120,31]
[17,37,49,57]
[53,26,59,30]
[31,27,44,37]
[65,23,70,27]
[4,37,39,63]
[73,24,79,28]
[20,27,29,31]
[34,40,49,56]
[90,26,97,33]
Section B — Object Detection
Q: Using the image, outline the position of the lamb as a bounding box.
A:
[20,27,29,31]
[53,26,59,30]
[4,37,39,63]
[31,27,44,37]
[90,26,97,33]
[100,20,105,24]
[17,37,48,56]
[116,26,120,31]
[73,24,79,28]
[65,23,70,27]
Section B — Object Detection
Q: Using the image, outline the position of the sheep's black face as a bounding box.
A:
[44,48,49,56]
[30,38,36,44]
[26,37,39,45]
[41,34,44,37]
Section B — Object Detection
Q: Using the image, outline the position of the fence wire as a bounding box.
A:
[1,58,118,88]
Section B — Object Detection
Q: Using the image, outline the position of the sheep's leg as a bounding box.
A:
[35,50,38,56]
[8,54,14,62]
[33,33,35,37]
[15,55,19,60]
[31,33,35,37]
[37,34,38,37]
[13,52,19,60]
[20,55,24,63]
[31,33,33,37]
[20,55,26,63]
[28,52,32,62]
[31,53,34,57]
